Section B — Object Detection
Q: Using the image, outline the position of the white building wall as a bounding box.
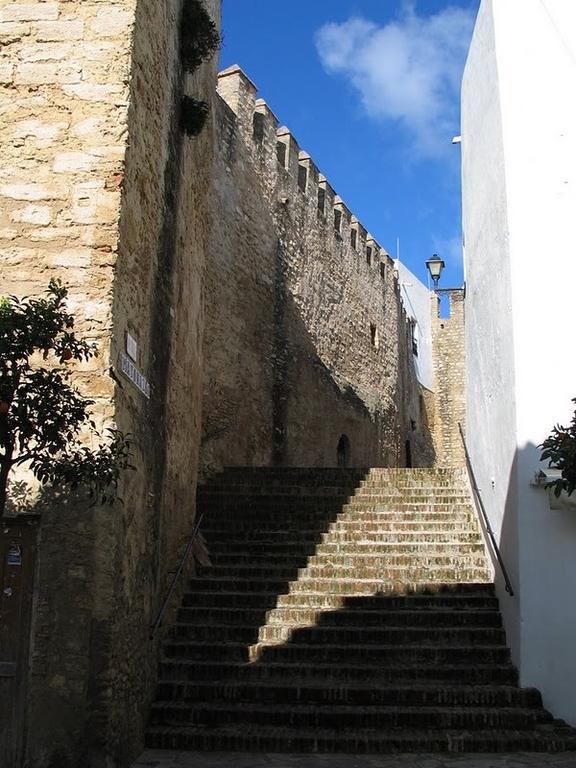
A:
[397,261,434,392]
[462,0,576,726]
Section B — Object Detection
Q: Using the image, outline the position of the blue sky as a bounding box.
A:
[219,0,480,289]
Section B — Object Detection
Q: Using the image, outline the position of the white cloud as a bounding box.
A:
[316,5,475,157]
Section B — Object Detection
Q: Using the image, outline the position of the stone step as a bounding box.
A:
[163,640,512,665]
[200,488,471,501]
[184,590,499,611]
[149,702,551,730]
[177,606,503,628]
[170,623,507,646]
[154,681,541,708]
[206,542,485,557]
[208,548,487,563]
[203,525,482,539]
[189,577,493,595]
[145,723,576,753]
[199,565,491,582]
[159,659,519,685]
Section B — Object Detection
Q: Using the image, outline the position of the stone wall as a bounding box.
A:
[200,67,435,477]
[431,290,466,466]
[1,1,220,765]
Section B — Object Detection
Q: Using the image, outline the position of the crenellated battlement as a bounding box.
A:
[216,65,396,283]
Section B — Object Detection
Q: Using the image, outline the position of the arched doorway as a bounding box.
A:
[337,435,351,468]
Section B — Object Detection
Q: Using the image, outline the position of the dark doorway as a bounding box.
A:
[405,439,413,468]
[0,518,37,767]
[337,435,351,468]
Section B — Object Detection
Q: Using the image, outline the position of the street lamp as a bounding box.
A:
[425,253,445,290]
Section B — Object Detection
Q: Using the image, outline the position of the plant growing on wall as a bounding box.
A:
[180,0,221,73]
[178,0,221,138]
[540,399,576,497]
[0,280,132,516]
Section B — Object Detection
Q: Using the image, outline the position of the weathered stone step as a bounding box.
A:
[314,542,485,555]
[163,640,512,665]
[145,723,576,753]
[199,485,358,497]
[150,701,551,730]
[200,487,470,501]
[155,681,541,708]
[190,577,493,595]
[205,542,485,558]
[256,625,506,647]
[200,565,491,583]
[171,623,506,646]
[208,551,488,568]
[159,659,519,685]
[203,525,481,539]
[177,606,502,628]
[344,503,474,513]
[184,589,499,611]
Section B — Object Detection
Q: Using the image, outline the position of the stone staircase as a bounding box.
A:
[146,468,576,753]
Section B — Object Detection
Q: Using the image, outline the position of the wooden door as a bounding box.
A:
[0,519,37,768]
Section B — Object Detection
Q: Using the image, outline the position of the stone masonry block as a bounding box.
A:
[18,42,73,61]
[15,61,81,84]
[0,182,66,201]
[13,118,68,145]
[35,19,84,41]
[90,8,133,37]
[48,247,93,268]
[9,203,52,225]
[0,22,32,43]
[0,61,14,82]
[62,82,125,103]
[0,4,58,23]
[53,151,100,173]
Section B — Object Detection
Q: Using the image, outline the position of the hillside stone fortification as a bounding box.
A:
[0,3,468,766]
[200,66,435,477]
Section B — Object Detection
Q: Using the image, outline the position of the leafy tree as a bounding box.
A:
[540,399,576,497]
[0,280,131,515]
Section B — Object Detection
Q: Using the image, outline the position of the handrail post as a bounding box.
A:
[458,423,515,597]
[150,511,204,638]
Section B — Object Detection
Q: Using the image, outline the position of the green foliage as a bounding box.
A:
[180,96,209,136]
[0,279,132,514]
[180,0,221,73]
[540,398,576,497]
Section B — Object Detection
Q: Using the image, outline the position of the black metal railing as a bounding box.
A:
[150,511,204,638]
[458,423,515,596]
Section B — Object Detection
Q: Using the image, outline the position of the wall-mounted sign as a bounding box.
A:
[125,332,138,362]
[7,545,21,567]
[119,352,150,398]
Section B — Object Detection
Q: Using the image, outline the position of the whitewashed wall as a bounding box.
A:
[397,261,434,392]
[462,0,576,726]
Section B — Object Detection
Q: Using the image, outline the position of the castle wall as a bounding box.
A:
[1,1,220,765]
[200,67,434,476]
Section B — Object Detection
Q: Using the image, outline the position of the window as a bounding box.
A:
[276,141,286,167]
[350,229,357,249]
[334,209,342,234]
[317,187,325,215]
[411,320,418,356]
[380,262,386,280]
[370,323,379,349]
[253,112,264,143]
[366,246,372,267]
[298,164,307,193]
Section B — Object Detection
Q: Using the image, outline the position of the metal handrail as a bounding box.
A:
[458,423,515,596]
[150,511,204,638]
